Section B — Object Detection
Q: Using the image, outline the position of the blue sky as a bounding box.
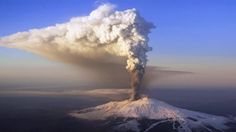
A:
[0,0,236,88]
[1,0,236,58]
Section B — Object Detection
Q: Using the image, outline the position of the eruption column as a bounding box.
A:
[130,65,145,100]
[0,4,154,100]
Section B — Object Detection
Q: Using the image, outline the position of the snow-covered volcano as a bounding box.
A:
[70,97,235,132]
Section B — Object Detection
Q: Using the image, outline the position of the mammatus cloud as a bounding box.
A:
[0,4,154,100]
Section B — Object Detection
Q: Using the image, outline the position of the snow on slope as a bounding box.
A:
[70,97,230,132]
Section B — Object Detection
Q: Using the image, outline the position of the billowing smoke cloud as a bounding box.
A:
[0,4,154,100]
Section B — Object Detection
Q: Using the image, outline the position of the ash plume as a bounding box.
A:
[0,4,154,100]
[130,65,145,100]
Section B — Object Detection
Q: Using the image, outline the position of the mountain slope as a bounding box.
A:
[70,97,234,132]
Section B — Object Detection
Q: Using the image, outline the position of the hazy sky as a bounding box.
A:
[0,0,236,88]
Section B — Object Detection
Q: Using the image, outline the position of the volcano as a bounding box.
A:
[70,97,236,132]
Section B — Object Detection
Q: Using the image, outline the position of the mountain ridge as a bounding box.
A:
[70,97,234,132]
